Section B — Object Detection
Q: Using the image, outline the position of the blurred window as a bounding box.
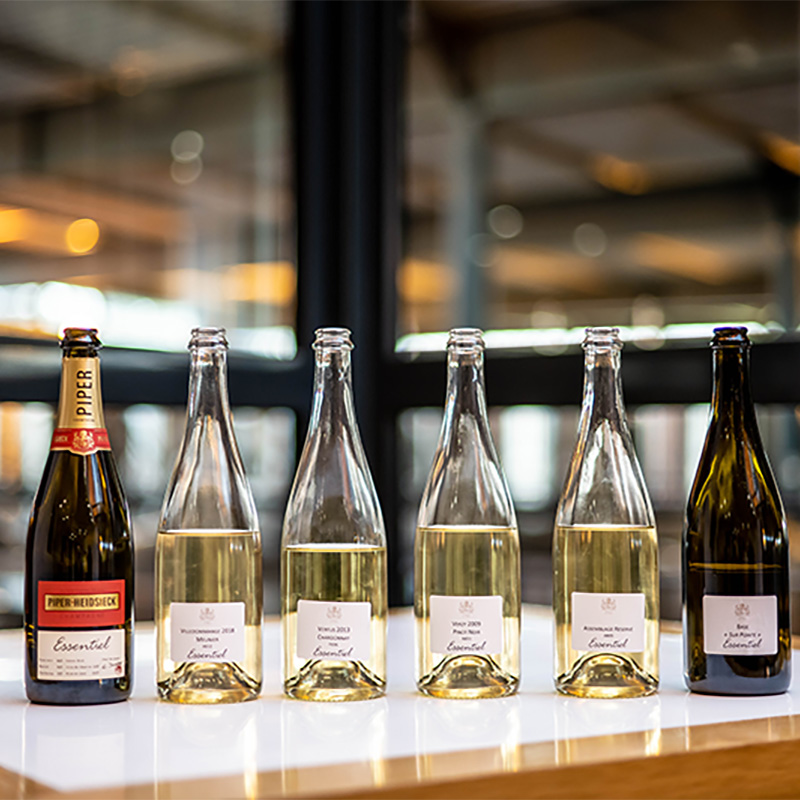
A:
[403,0,799,346]
[0,0,293,355]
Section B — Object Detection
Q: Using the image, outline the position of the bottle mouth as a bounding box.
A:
[583,327,621,351]
[313,327,354,351]
[61,328,102,350]
[189,327,228,350]
[448,327,485,352]
[711,326,750,349]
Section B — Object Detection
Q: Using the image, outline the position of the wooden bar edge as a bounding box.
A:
[37,713,800,800]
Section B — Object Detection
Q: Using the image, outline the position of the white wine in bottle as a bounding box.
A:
[155,328,262,704]
[281,328,387,702]
[415,329,520,699]
[553,328,659,698]
[553,524,659,697]
[25,328,133,705]
[282,543,386,694]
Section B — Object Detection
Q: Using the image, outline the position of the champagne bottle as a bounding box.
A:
[155,327,262,703]
[553,327,659,698]
[415,328,520,699]
[281,328,387,702]
[24,328,133,705]
[683,327,791,694]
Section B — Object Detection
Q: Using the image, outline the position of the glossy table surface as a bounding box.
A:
[1,608,798,799]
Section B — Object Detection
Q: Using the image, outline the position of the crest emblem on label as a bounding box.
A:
[601,597,617,613]
[51,427,111,456]
[199,607,216,622]
[735,602,750,619]
[458,600,475,616]
[327,605,342,620]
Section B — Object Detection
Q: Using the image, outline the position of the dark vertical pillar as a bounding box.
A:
[291,0,407,605]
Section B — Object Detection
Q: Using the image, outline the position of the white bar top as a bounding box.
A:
[0,607,795,795]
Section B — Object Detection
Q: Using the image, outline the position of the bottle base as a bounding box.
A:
[25,680,130,706]
[284,660,385,702]
[158,662,261,704]
[556,653,657,699]
[417,655,519,699]
[686,669,791,696]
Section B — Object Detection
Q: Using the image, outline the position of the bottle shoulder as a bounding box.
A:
[556,421,654,527]
[418,412,516,528]
[282,426,386,547]
[27,453,133,579]
[687,427,784,523]
[160,419,258,532]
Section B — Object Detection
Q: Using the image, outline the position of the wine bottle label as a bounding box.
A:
[50,428,111,455]
[571,592,646,652]
[702,595,778,656]
[429,595,503,655]
[55,357,106,431]
[37,629,125,681]
[37,580,125,628]
[170,602,246,662]
[296,599,371,660]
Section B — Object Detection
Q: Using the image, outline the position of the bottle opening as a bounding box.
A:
[447,327,485,352]
[583,327,621,351]
[313,327,354,351]
[60,328,102,350]
[711,326,750,349]
[189,327,228,350]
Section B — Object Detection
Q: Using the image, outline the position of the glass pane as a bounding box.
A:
[403,1,799,350]
[0,0,293,357]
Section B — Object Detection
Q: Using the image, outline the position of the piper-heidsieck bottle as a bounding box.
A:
[281,328,387,702]
[156,327,262,703]
[683,327,791,694]
[25,328,133,705]
[553,327,659,698]
[415,328,521,699]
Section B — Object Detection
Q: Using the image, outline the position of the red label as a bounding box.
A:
[37,580,125,628]
[50,428,111,456]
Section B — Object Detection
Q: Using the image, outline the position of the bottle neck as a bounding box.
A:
[56,351,105,429]
[187,346,232,424]
[579,346,626,428]
[711,346,754,425]
[444,347,488,430]
[310,347,358,435]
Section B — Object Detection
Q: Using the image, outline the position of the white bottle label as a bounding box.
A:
[571,592,646,652]
[429,595,503,655]
[296,600,371,660]
[37,629,125,681]
[703,595,778,656]
[170,602,245,663]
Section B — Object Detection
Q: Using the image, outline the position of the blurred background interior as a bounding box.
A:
[0,0,797,625]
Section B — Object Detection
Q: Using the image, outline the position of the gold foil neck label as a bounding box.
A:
[44,593,120,611]
[56,357,105,429]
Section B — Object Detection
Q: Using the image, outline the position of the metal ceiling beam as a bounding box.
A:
[128,0,282,58]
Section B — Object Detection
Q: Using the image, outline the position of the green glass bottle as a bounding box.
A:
[25,329,133,705]
[683,327,791,694]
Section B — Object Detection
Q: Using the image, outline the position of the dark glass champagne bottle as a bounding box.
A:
[24,328,133,705]
[683,327,791,695]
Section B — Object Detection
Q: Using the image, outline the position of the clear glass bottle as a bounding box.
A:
[415,328,520,699]
[281,328,387,702]
[155,327,262,704]
[683,327,791,695]
[553,327,659,698]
